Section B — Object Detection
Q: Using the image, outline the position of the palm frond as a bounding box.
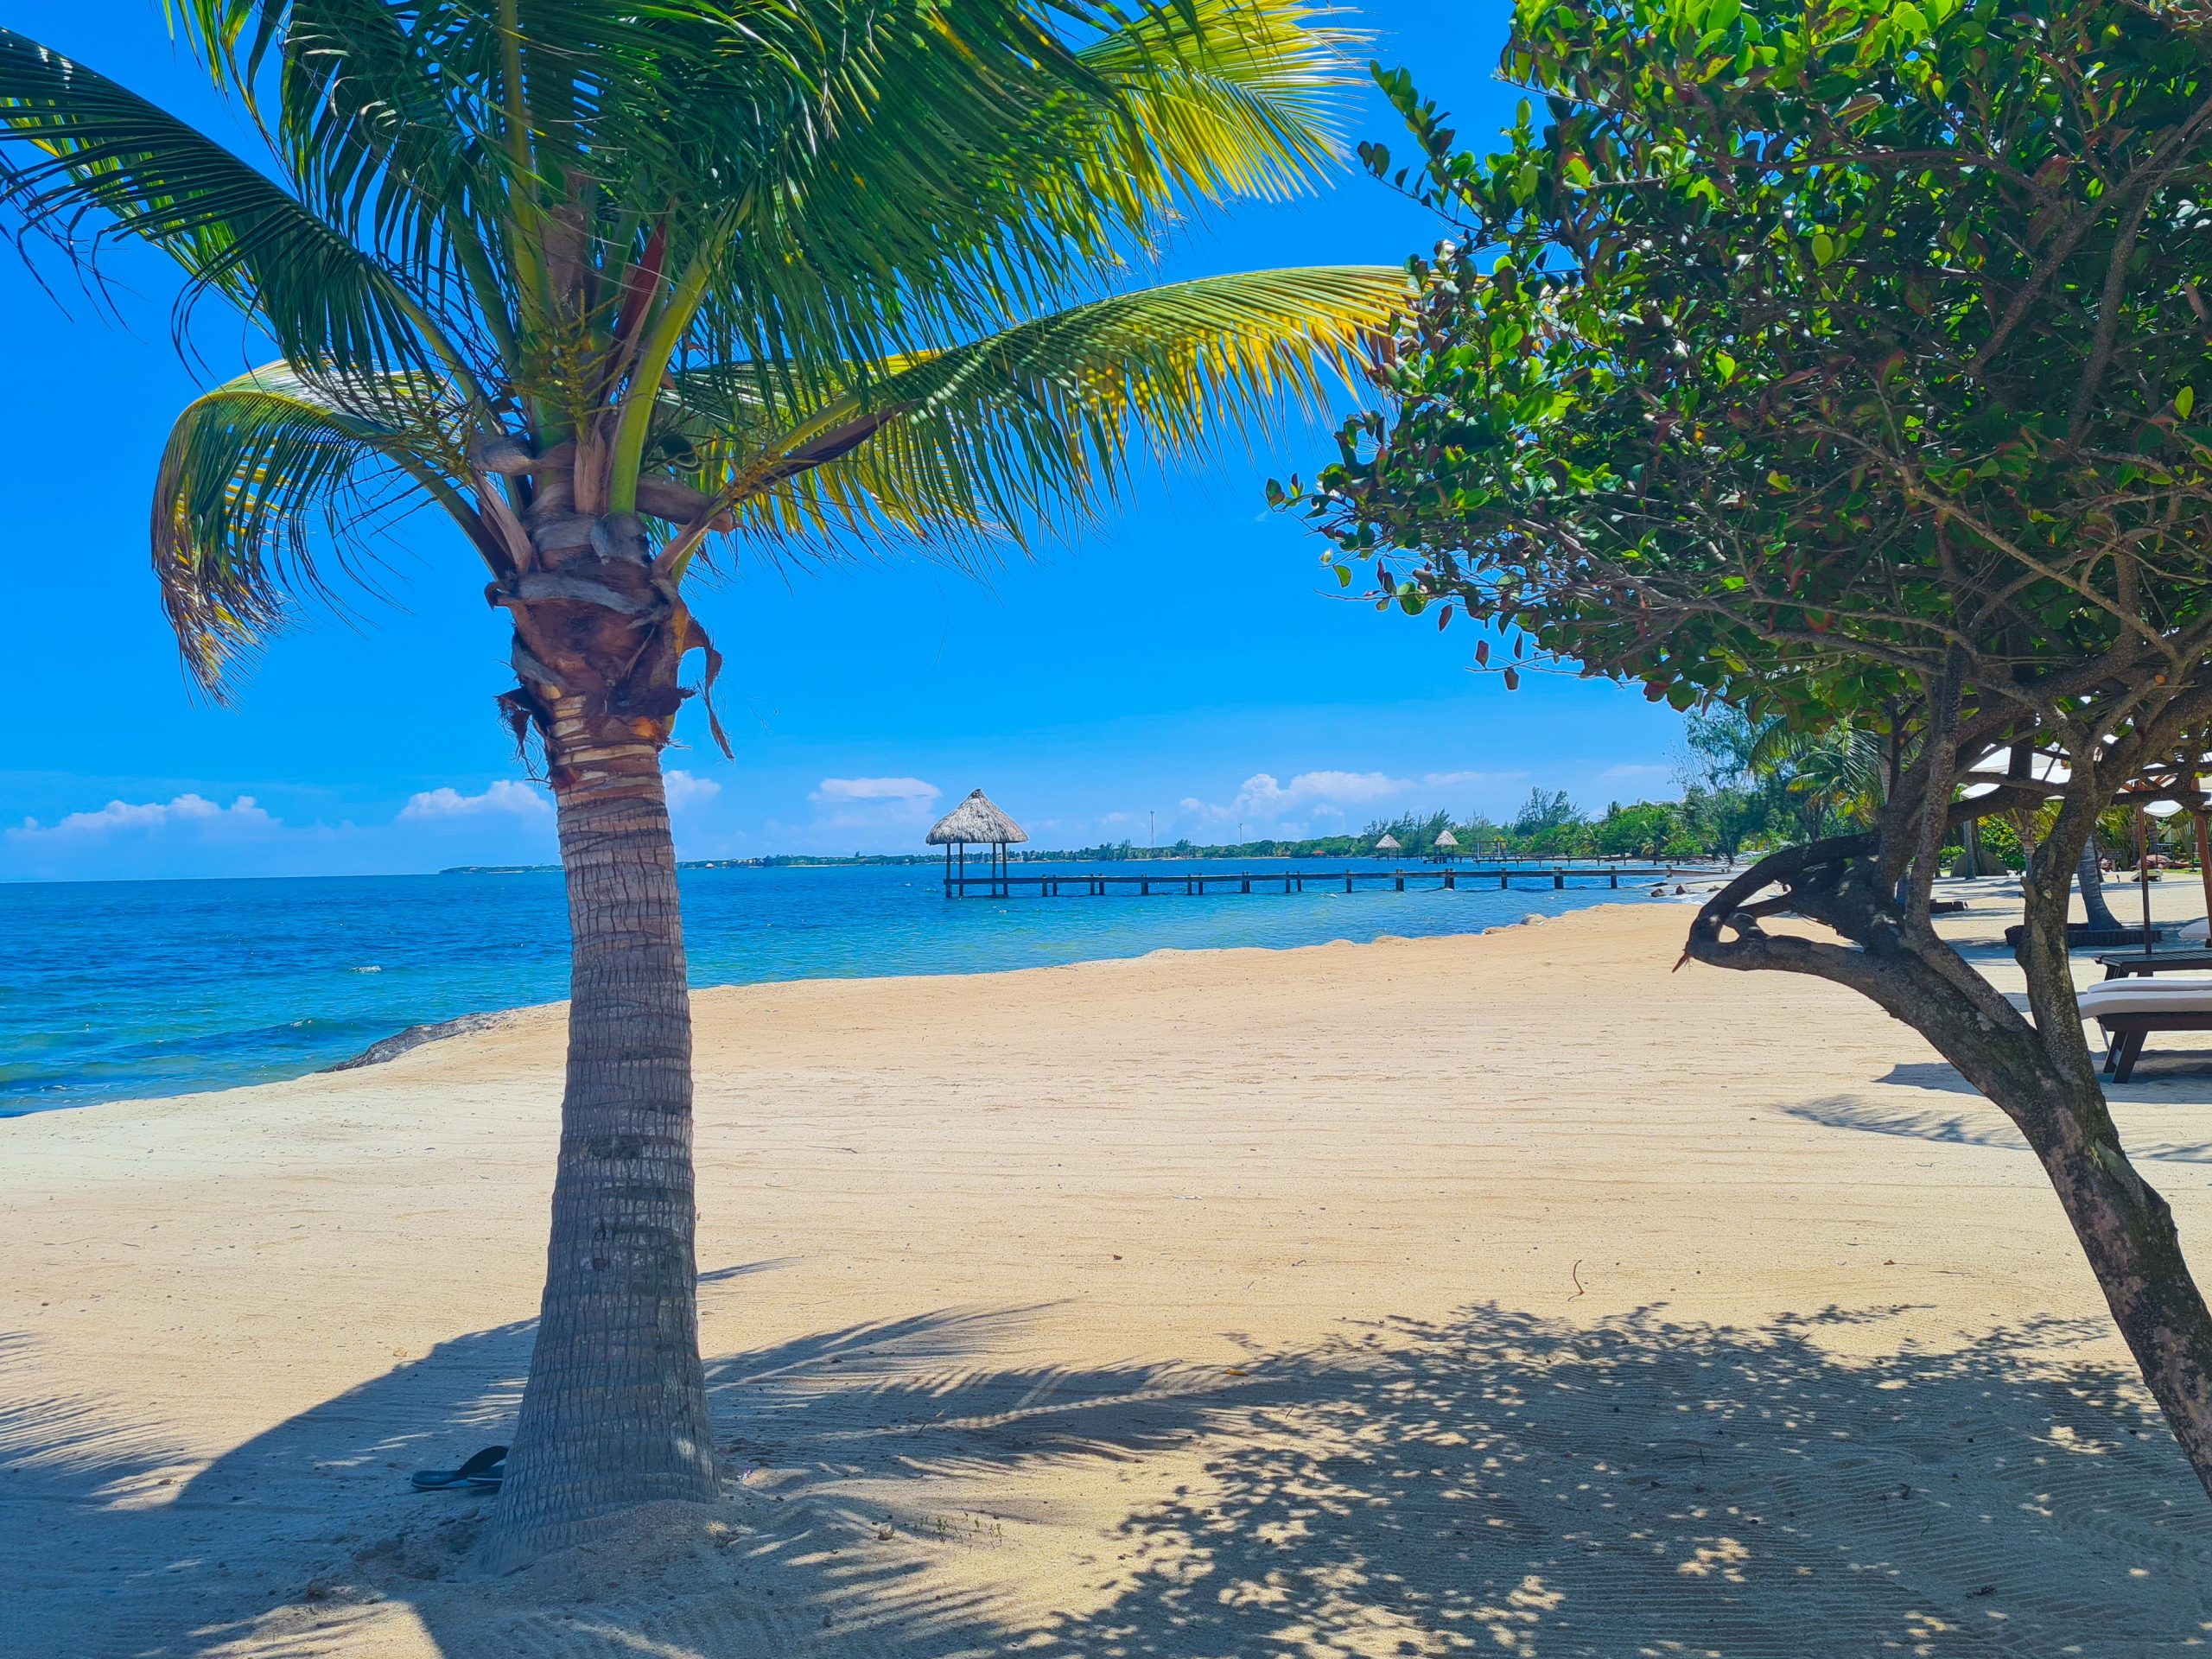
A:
[270,0,519,343]
[154,364,468,689]
[677,0,1363,401]
[0,28,445,374]
[12,2,1394,693]
[665,264,1400,558]
[1077,0,1360,205]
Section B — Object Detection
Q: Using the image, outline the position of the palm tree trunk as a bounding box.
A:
[1954,817,1981,877]
[479,719,717,1571]
[2077,834,2123,931]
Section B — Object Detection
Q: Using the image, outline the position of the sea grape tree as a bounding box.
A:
[1294,0,2212,1495]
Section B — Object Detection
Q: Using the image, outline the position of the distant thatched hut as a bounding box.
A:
[1375,832,1402,855]
[1434,828,1459,850]
[928,789,1029,896]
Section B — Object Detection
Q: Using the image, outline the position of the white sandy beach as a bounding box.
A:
[8,889,2212,1656]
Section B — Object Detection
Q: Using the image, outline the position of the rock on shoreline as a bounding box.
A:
[321,1010,514,1071]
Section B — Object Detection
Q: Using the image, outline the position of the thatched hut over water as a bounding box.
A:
[928,789,1029,896]
[1375,832,1402,855]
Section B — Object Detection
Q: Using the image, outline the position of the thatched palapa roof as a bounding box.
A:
[1375,832,1402,852]
[927,789,1030,846]
[1434,829,1459,849]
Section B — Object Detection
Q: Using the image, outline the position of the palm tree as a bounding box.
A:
[1746,716,1887,841]
[0,0,1396,1567]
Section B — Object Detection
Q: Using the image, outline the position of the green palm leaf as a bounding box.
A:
[154,365,475,686]
[691,0,1363,379]
[1077,0,1359,204]
[0,29,446,375]
[662,264,1401,564]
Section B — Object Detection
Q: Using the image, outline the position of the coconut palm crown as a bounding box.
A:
[0,0,1397,1567]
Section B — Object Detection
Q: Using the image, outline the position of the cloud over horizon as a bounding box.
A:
[663,770,721,811]
[777,774,947,849]
[1176,766,1535,837]
[6,793,278,843]
[809,776,940,804]
[397,779,551,821]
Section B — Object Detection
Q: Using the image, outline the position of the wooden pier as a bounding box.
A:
[944,863,1705,898]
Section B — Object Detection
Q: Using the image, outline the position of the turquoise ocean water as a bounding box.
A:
[0,860,1664,1115]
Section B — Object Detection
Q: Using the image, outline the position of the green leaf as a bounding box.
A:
[0,27,443,377]
[668,266,1402,554]
[151,363,467,688]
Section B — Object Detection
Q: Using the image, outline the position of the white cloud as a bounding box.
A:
[398,772,716,822]
[809,776,939,804]
[397,779,551,821]
[787,776,948,848]
[663,770,721,810]
[5,793,278,842]
[3,779,570,881]
[1262,769,1411,807]
[1183,769,1413,825]
[1163,765,1560,842]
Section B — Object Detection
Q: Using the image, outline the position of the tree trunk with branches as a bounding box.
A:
[1688,780,2212,1496]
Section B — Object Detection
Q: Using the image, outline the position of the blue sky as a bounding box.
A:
[0,0,1687,882]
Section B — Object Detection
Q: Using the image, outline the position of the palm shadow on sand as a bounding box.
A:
[8,1281,2212,1658]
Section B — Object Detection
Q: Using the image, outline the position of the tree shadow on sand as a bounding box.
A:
[8,1290,2212,1658]
[1784,1093,2212,1166]
[1874,1061,1983,1096]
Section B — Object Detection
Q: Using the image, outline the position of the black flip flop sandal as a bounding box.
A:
[410,1444,508,1491]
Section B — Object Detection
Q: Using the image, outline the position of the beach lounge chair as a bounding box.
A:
[2075,977,2212,1082]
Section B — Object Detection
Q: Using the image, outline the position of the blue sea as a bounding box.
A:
[0,860,1669,1116]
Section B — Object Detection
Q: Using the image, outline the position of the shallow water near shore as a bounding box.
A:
[0,859,1676,1114]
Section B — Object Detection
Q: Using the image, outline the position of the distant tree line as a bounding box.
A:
[1039,711,1938,863]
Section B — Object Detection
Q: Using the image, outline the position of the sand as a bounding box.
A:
[8,884,2212,1656]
